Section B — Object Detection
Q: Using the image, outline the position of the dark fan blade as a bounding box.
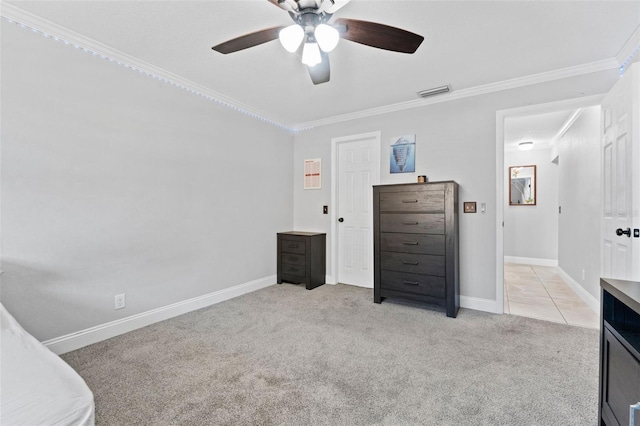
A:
[212,26,285,54]
[333,18,423,53]
[307,52,330,85]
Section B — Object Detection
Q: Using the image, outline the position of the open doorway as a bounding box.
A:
[496,97,603,328]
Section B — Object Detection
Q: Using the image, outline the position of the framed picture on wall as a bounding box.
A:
[304,158,321,189]
[390,135,416,173]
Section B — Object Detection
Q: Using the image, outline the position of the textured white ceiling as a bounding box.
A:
[5,0,640,128]
[504,110,576,151]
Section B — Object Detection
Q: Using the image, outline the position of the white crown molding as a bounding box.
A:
[617,24,640,70]
[293,58,619,130]
[0,2,624,133]
[0,3,296,132]
[549,107,585,148]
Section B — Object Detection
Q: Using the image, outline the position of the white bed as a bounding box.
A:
[1,304,95,425]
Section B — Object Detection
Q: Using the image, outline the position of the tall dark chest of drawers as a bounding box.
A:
[373,181,459,317]
[277,232,326,290]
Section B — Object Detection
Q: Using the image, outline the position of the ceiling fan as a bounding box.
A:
[211,0,424,85]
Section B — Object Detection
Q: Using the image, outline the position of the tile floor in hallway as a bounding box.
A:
[504,263,599,329]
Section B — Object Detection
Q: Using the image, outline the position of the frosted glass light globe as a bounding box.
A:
[301,42,322,66]
[279,24,304,52]
[315,24,339,52]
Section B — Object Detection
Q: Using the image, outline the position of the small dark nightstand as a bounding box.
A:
[277,232,326,290]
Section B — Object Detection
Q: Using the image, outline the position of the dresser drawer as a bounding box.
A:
[280,239,306,255]
[379,190,445,212]
[380,233,445,255]
[381,252,445,276]
[380,213,445,234]
[380,270,445,298]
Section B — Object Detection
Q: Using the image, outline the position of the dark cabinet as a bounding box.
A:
[600,278,640,426]
[373,182,459,317]
[277,232,326,290]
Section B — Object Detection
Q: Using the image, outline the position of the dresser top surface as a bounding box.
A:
[601,278,640,314]
[373,180,457,189]
[278,231,326,237]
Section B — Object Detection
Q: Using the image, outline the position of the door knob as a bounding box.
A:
[338,218,344,222]
[616,227,631,237]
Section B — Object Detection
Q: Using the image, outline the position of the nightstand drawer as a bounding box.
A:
[281,239,306,255]
[381,252,445,276]
[281,253,305,266]
[380,233,445,255]
[380,213,444,234]
[281,263,306,280]
[380,270,445,298]
[380,190,444,212]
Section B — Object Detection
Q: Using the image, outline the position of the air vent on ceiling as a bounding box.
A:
[417,85,451,99]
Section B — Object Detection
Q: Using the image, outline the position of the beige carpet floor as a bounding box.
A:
[62,283,599,425]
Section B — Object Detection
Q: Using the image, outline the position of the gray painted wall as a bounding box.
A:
[557,106,602,299]
[504,148,559,261]
[1,23,294,341]
[1,19,620,341]
[292,74,618,302]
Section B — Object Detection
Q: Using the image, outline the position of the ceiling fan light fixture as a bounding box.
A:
[519,141,534,151]
[302,42,322,66]
[279,24,304,52]
[315,23,339,52]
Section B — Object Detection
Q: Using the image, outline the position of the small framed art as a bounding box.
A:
[390,135,416,173]
[464,202,477,213]
[304,158,321,190]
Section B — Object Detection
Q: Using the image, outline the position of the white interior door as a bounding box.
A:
[601,64,640,281]
[334,132,380,287]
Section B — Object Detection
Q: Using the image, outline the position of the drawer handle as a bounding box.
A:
[403,241,419,245]
[402,199,418,203]
[402,222,419,225]
[288,244,298,249]
[288,267,299,273]
[402,261,419,265]
[403,280,419,286]
[288,256,299,261]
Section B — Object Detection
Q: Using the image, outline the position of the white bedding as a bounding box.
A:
[1,304,95,426]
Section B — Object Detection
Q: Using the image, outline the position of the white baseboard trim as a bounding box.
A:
[325,275,337,285]
[556,268,600,314]
[504,256,558,267]
[460,295,500,314]
[43,275,276,355]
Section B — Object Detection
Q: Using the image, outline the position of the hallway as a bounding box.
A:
[504,263,599,329]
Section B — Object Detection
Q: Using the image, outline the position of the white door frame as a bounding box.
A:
[330,131,381,285]
[495,95,603,313]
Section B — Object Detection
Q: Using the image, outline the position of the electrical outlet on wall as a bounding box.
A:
[114,293,126,310]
